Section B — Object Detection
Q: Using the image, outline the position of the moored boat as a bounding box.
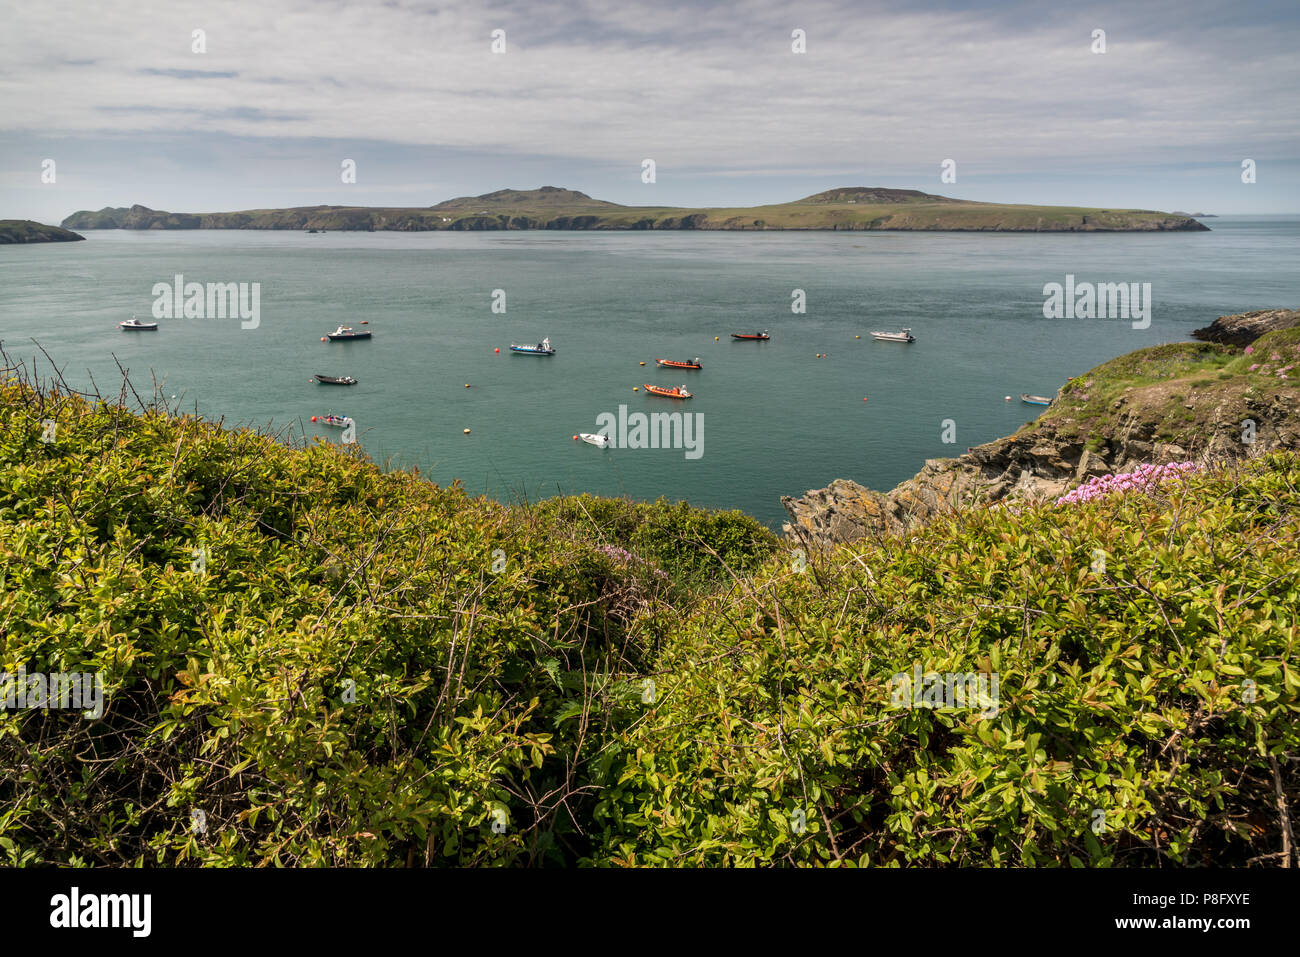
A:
[1021,393,1053,406]
[326,325,371,341]
[656,357,702,369]
[731,332,770,340]
[576,432,611,447]
[510,337,555,355]
[870,328,915,343]
[315,413,354,427]
[119,317,158,331]
[643,383,693,399]
[315,374,358,386]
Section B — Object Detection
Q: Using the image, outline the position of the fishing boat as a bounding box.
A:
[656,358,702,369]
[315,374,358,386]
[1021,393,1053,406]
[870,328,915,343]
[119,317,158,331]
[315,413,354,427]
[510,337,555,355]
[731,332,770,341]
[643,384,693,399]
[326,325,371,341]
[576,432,611,448]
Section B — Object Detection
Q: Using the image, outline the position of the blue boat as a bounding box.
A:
[1021,393,1052,406]
[510,337,555,356]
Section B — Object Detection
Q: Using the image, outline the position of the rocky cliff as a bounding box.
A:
[783,319,1300,547]
[1192,308,1300,346]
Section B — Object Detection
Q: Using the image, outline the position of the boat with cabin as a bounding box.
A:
[326,325,371,341]
[870,328,915,343]
[119,317,158,331]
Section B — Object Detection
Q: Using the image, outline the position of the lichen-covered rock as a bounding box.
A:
[1192,308,1300,346]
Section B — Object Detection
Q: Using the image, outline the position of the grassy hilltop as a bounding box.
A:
[61,186,1209,233]
[0,220,85,244]
[0,334,1295,867]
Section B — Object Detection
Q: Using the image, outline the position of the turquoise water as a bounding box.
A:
[2,219,1297,527]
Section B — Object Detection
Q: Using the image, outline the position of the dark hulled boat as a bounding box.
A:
[315,374,358,386]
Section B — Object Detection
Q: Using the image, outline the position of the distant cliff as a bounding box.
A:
[783,314,1300,546]
[0,220,85,244]
[62,186,1210,233]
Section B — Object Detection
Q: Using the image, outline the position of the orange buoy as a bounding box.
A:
[360,320,368,324]
[321,337,327,341]
[572,435,578,440]
[863,397,868,402]
[312,416,318,421]
[494,347,500,353]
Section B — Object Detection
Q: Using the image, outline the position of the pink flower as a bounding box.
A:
[1249,364,1260,371]
[1244,346,1255,355]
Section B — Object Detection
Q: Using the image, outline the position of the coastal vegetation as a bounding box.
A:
[0,331,1295,867]
[0,220,85,244]
[60,187,1209,234]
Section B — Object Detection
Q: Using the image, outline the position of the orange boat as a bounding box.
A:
[643,383,693,399]
[656,357,702,370]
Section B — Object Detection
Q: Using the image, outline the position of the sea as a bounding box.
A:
[2,217,1297,528]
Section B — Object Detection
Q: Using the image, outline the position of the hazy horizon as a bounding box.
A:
[3,0,1298,224]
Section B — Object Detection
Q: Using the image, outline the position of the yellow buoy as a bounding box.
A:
[855,335,861,339]
[714,336,719,341]
[640,361,646,366]
[463,428,471,434]
[633,387,639,391]
[465,383,470,388]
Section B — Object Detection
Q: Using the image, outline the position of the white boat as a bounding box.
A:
[870,328,915,343]
[119,317,158,331]
[577,433,611,447]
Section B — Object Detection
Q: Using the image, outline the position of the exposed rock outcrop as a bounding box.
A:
[1192,308,1300,346]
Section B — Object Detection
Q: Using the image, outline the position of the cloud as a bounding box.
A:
[2,0,1295,175]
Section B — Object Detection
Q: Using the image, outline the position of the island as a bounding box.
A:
[62,186,1210,233]
[0,220,86,244]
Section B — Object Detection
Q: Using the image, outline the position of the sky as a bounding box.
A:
[1,0,1298,223]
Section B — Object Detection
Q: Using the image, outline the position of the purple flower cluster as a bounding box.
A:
[596,544,671,581]
[1057,461,1199,506]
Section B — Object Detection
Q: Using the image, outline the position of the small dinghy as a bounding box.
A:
[119,317,158,331]
[326,325,371,341]
[1021,393,1053,406]
[644,383,693,399]
[871,328,915,343]
[510,337,555,355]
[656,357,702,369]
[576,432,611,448]
[730,332,769,341]
[315,374,358,386]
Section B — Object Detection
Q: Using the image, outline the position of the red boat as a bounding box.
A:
[656,357,702,369]
[731,331,769,340]
[643,384,693,399]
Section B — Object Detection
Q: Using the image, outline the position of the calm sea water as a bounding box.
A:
[2,219,1297,527]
